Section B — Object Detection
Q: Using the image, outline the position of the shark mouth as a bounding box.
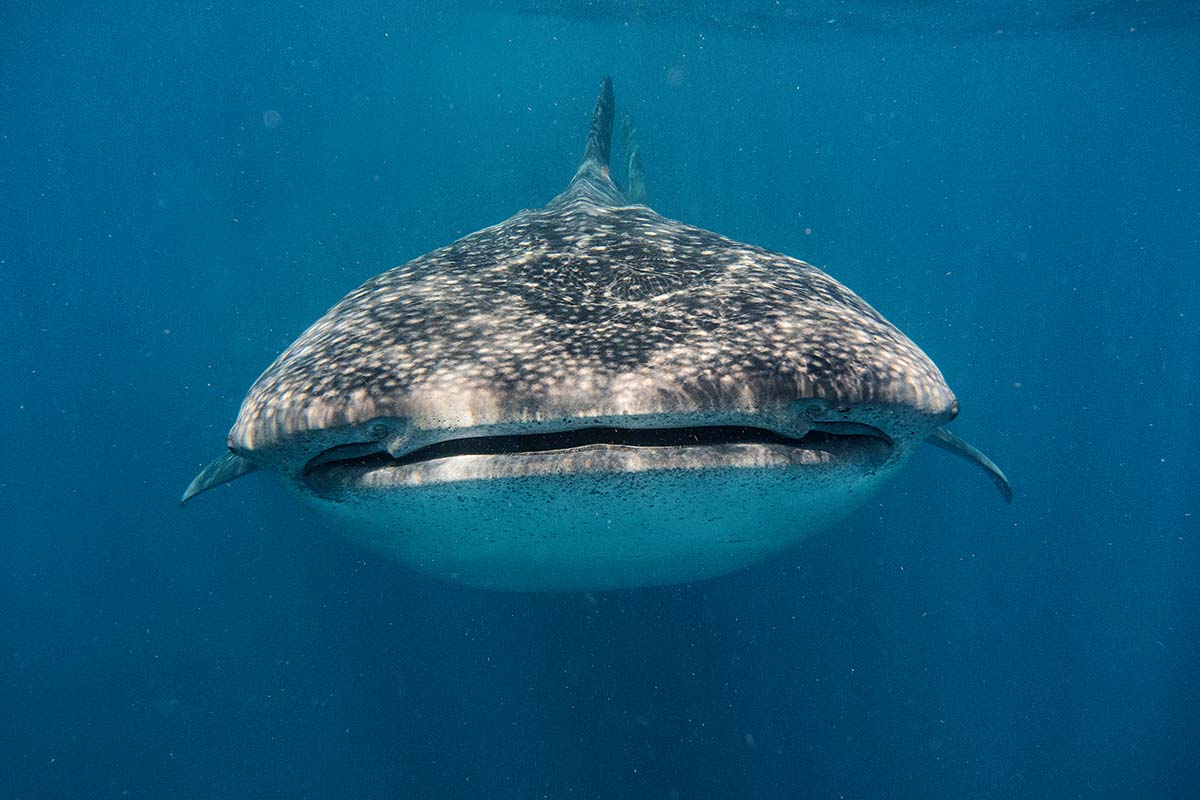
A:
[301,423,895,494]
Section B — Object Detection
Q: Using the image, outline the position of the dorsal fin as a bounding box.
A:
[555,76,625,207]
[579,75,614,174]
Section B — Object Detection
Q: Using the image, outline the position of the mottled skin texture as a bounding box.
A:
[184,78,1009,590]
[231,188,954,454]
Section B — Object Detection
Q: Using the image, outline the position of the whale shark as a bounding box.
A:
[183,77,1010,591]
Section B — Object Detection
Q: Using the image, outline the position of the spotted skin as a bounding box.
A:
[231,192,953,451]
[183,77,1010,591]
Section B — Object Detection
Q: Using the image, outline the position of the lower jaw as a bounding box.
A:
[293,439,902,592]
[303,439,894,494]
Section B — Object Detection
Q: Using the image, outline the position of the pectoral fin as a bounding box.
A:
[925,427,1013,503]
[181,451,258,506]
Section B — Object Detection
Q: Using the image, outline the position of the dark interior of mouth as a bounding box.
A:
[305,424,890,474]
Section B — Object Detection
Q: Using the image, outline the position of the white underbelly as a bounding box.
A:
[293,454,909,591]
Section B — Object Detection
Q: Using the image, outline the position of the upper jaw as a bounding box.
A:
[229,351,959,458]
[231,402,939,496]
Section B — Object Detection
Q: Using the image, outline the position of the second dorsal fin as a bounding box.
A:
[620,112,647,204]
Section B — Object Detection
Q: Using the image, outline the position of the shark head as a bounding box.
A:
[184,77,1009,591]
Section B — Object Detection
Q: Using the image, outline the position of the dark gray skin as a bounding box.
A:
[184,78,1009,591]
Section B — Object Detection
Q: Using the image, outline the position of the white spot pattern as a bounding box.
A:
[230,186,955,452]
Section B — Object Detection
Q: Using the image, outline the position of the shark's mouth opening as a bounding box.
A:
[301,423,893,492]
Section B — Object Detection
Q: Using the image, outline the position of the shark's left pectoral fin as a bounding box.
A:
[925,427,1013,503]
[181,451,258,506]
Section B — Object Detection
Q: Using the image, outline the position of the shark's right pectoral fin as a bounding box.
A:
[181,451,258,506]
[925,427,1013,503]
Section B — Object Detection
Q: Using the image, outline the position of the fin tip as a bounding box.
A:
[926,426,1013,504]
[179,451,257,507]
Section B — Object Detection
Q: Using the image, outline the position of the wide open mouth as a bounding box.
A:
[301,423,893,493]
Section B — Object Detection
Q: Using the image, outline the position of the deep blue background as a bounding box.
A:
[3,2,1198,798]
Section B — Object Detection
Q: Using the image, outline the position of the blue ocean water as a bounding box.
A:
[3,2,1198,797]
